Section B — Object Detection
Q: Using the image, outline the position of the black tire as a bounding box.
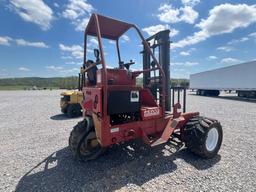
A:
[69,120,87,156]
[69,118,105,161]
[183,116,223,158]
[67,104,82,118]
[61,107,67,114]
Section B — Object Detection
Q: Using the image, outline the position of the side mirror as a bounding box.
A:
[94,49,100,61]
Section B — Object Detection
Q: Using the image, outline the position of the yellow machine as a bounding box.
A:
[60,90,83,117]
[60,74,84,117]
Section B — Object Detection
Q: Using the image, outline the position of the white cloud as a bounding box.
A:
[122,35,130,41]
[179,6,199,24]
[0,36,49,48]
[227,37,249,45]
[46,65,63,71]
[16,39,49,48]
[158,5,180,23]
[85,39,97,53]
[67,0,93,13]
[61,56,73,60]
[65,61,82,66]
[208,55,217,60]
[61,68,79,73]
[142,24,169,36]
[54,3,59,8]
[0,36,12,45]
[62,0,93,31]
[249,32,256,38]
[171,61,199,66]
[87,49,93,53]
[220,57,241,65]
[196,4,256,36]
[169,29,179,37]
[75,17,90,31]
[240,37,249,42]
[217,46,233,52]
[0,69,8,77]
[70,50,83,59]
[63,0,93,19]
[181,0,200,7]
[120,34,130,43]
[59,43,83,59]
[65,61,76,65]
[179,47,196,56]
[59,44,82,52]
[157,4,198,24]
[9,0,53,30]
[142,24,179,37]
[63,9,79,20]
[19,67,30,71]
[184,61,199,66]
[46,65,79,74]
[180,51,190,56]
[172,30,208,48]
[89,38,98,46]
[172,4,256,48]
[109,40,116,44]
[217,35,251,52]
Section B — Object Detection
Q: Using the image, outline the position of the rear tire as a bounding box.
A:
[67,104,82,118]
[69,118,105,161]
[183,116,223,158]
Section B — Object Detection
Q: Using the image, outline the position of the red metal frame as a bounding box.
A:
[82,13,199,147]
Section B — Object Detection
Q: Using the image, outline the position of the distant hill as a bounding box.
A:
[0,76,189,90]
[136,78,189,87]
[0,77,79,90]
[171,78,189,88]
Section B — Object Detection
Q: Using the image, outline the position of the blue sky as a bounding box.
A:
[0,0,256,78]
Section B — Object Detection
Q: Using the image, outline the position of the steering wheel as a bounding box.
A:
[122,60,135,70]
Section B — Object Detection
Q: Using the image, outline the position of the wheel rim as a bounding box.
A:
[80,132,99,156]
[206,127,219,152]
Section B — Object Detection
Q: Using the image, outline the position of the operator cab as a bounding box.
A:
[81,14,170,126]
[85,47,139,87]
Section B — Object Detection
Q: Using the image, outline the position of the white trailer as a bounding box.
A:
[190,60,256,98]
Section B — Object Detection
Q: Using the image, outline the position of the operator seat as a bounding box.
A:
[86,60,97,85]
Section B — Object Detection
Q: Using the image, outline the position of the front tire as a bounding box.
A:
[69,118,105,161]
[61,107,67,114]
[183,116,223,158]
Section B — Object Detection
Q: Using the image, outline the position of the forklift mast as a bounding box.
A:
[142,30,171,111]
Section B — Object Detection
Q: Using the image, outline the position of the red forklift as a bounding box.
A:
[69,13,223,161]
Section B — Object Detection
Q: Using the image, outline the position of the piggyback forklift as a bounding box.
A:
[69,14,223,161]
[60,74,83,118]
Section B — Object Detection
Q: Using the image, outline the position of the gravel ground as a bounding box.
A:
[0,90,255,192]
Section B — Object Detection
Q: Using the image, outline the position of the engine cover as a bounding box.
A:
[107,90,140,115]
